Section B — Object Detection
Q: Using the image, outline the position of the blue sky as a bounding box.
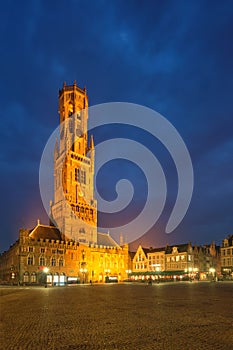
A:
[1,0,233,252]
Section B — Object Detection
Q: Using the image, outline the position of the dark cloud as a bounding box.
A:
[0,0,233,252]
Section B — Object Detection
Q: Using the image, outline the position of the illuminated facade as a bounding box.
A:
[130,242,221,281]
[0,81,129,285]
[221,235,233,277]
[0,222,128,285]
[51,81,97,244]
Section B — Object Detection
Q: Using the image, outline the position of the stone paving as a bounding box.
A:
[1,282,233,350]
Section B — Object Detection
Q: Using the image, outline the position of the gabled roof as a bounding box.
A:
[29,223,61,241]
[165,243,190,254]
[97,232,119,248]
[141,247,151,255]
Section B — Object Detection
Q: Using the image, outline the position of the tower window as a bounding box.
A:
[75,168,86,184]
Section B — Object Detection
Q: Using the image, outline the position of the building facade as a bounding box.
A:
[51,81,97,244]
[130,242,221,281]
[221,235,233,277]
[0,222,128,285]
[0,81,128,285]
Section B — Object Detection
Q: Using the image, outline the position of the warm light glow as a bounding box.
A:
[43,267,49,273]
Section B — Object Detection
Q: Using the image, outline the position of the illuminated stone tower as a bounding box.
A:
[51,81,97,244]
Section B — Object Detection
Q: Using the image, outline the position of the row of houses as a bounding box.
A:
[128,235,233,281]
[0,225,232,284]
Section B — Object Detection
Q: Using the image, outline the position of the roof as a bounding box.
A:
[97,232,120,248]
[148,247,166,253]
[165,243,190,254]
[29,224,61,241]
[129,251,136,259]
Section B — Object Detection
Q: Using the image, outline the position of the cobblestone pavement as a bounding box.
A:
[1,282,233,350]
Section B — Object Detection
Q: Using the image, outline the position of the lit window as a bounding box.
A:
[31,273,36,283]
[23,272,29,282]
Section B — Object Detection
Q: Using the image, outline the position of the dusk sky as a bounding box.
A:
[1,0,233,252]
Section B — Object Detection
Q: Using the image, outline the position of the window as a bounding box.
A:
[176,256,179,262]
[28,247,33,252]
[75,168,86,184]
[52,249,57,254]
[23,272,29,282]
[40,248,45,253]
[27,256,33,265]
[59,258,64,267]
[51,257,56,266]
[227,249,230,255]
[31,273,36,283]
[39,256,45,266]
[75,168,79,182]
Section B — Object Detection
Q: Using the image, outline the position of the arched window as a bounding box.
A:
[39,256,45,266]
[23,272,29,282]
[59,257,64,267]
[51,257,56,266]
[27,255,34,265]
[31,272,37,283]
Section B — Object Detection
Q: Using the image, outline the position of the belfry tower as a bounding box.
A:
[51,81,97,244]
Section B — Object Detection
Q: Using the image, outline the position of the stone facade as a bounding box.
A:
[0,223,128,285]
[51,81,97,244]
